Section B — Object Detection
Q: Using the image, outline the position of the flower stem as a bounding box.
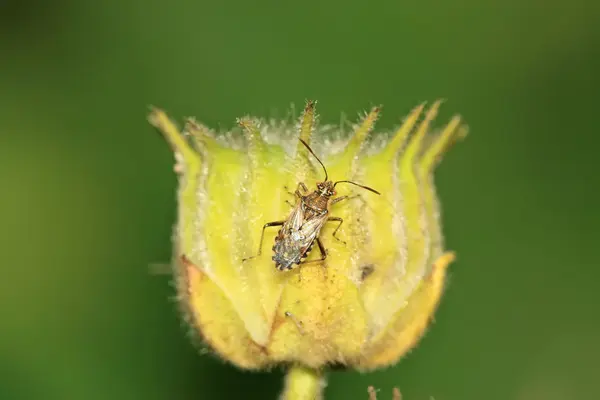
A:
[280,365,326,400]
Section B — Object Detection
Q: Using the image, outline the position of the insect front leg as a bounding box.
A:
[331,195,348,206]
[327,216,346,244]
[242,221,285,262]
[295,182,309,198]
[284,182,308,207]
[284,182,309,198]
[331,193,363,206]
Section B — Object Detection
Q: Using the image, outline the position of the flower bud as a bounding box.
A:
[148,100,466,372]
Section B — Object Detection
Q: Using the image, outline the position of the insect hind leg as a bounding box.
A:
[298,238,328,266]
[242,221,285,262]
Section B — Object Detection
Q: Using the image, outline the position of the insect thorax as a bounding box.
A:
[303,193,330,213]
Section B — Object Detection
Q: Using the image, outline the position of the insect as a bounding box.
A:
[243,138,380,271]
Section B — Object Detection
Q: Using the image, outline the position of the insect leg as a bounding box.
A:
[297,182,309,193]
[298,238,328,265]
[316,238,328,260]
[327,217,346,244]
[294,182,309,198]
[331,193,365,206]
[242,221,285,262]
[331,195,348,205]
[285,182,309,198]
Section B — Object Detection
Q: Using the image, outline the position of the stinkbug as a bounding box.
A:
[243,138,380,271]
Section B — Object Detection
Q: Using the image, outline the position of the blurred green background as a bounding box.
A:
[1,1,599,399]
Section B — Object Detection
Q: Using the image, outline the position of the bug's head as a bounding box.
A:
[316,180,336,197]
[298,138,381,198]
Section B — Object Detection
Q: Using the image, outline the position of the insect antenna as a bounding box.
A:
[299,138,328,181]
[333,180,381,195]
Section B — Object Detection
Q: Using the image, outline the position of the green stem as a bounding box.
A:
[280,365,326,400]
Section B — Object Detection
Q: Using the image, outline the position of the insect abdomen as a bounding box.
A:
[272,234,304,270]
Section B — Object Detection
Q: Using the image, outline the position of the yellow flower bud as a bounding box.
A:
[149,100,466,398]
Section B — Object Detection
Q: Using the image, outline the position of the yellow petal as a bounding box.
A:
[178,255,270,369]
[355,252,455,369]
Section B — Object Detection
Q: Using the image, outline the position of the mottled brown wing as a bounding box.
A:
[280,198,305,236]
[273,210,329,270]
